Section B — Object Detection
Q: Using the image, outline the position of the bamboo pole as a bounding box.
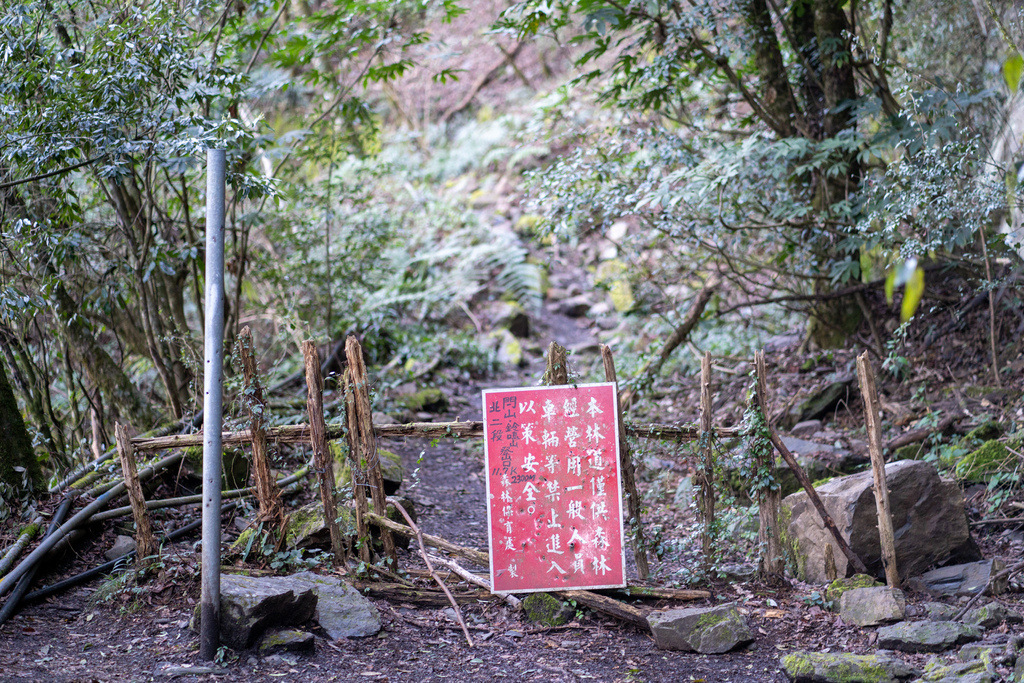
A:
[130,420,740,451]
[600,345,649,580]
[698,351,715,571]
[238,326,282,526]
[346,336,396,565]
[0,516,43,580]
[856,352,900,586]
[114,423,157,565]
[302,341,345,566]
[753,351,784,581]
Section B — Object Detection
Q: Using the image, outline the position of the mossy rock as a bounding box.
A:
[183,444,249,489]
[397,388,448,413]
[964,421,1004,443]
[893,443,927,461]
[955,437,1022,483]
[522,593,574,627]
[278,496,415,552]
[329,443,403,495]
[825,574,882,607]
[780,651,917,682]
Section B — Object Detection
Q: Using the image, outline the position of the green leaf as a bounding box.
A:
[1004,52,1023,94]
[901,266,925,323]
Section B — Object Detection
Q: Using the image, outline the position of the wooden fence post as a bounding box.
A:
[753,351,784,581]
[856,351,900,586]
[303,341,346,566]
[600,345,649,580]
[345,335,397,566]
[114,423,157,566]
[238,326,282,527]
[698,351,716,572]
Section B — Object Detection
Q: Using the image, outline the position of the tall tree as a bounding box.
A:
[0,359,40,496]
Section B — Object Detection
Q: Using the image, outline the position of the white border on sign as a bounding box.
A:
[481,381,627,595]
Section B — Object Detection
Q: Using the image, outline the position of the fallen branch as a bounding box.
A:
[0,516,43,580]
[353,581,492,606]
[387,497,473,647]
[970,516,1024,527]
[884,415,960,452]
[622,276,720,408]
[597,585,710,601]
[0,497,73,626]
[365,512,488,567]
[22,503,238,604]
[554,590,649,631]
[439,42,525,124]
[0,450,184,598]
[427,553,521,610]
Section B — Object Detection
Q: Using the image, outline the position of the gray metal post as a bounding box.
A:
[200,148,226,661]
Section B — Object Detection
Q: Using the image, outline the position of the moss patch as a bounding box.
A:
[522,593,573,627]
[329,443,403,495]
[398,388,448,413]
[825,574,882,606]
[955,437,1022,483]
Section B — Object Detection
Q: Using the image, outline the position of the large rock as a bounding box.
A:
[908,561,1007,598]
[783,460,980,583]
[218,574,318,649]
[839,586,906,626]
[779,651,917,682]
[876,621,982,653]
[289,572,380,639]
[647,603,752,654]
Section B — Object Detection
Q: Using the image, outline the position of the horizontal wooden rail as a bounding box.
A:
[132,420,740,452]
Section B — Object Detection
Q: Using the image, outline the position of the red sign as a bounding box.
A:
[483,382,626,594]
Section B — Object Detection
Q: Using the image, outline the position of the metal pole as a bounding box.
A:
[200,148,226,661]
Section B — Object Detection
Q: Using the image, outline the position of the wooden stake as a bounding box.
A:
[344,368,371,565]
[345,336,397,566]
[302,341,345,566]
[545,341,569,384]
[600,345,649,580]
[114,423,157,565]
[238,326,282,526]
[698,351,715,571]
[752,351,784,581]
[856,351,900,586]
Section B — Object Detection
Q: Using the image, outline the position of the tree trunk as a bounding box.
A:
[0,360,41,494]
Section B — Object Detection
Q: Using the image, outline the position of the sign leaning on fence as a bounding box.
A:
[483,382,626,594]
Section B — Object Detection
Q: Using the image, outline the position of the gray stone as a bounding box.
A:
[258,629,315,655]
[791,420,824,437]
[839,586,906,626]
[105,534,136,562]
[957,643,1002,662]
[673,476,694,509]
[522,593,574,627]
[921,602,959,621]
[289,571,381,639]
[781,436,848,458]
[779,651,917,682]
[1014,653,1024,683]
[557,295,591,318]
[784,379,853,428]
[963,602,1023,629]
[158,665,223,677]
[876,621,983,653]
[720,563,757,582]
[647,602,753,654]
[908,561,1007,598]
[218,574,318,649]
[783,460,980,583]
[918,658,993,683]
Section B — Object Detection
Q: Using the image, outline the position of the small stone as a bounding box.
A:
[104,535,136,562]
[839,586,906,627]
[522,593,574,627]
[1015,653,1024,683]
[720,563,757,582]
[557,295,591,318]
[962,602,1024,629]
[258,629,314,655]
[921,602,959,621]
[824,574,882,606]
[779,651,917,682]
[921,658,992,683]
[158,665,222,677]
[647,602,753,654]
[876,621,983,653]
[791,420,824,437]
